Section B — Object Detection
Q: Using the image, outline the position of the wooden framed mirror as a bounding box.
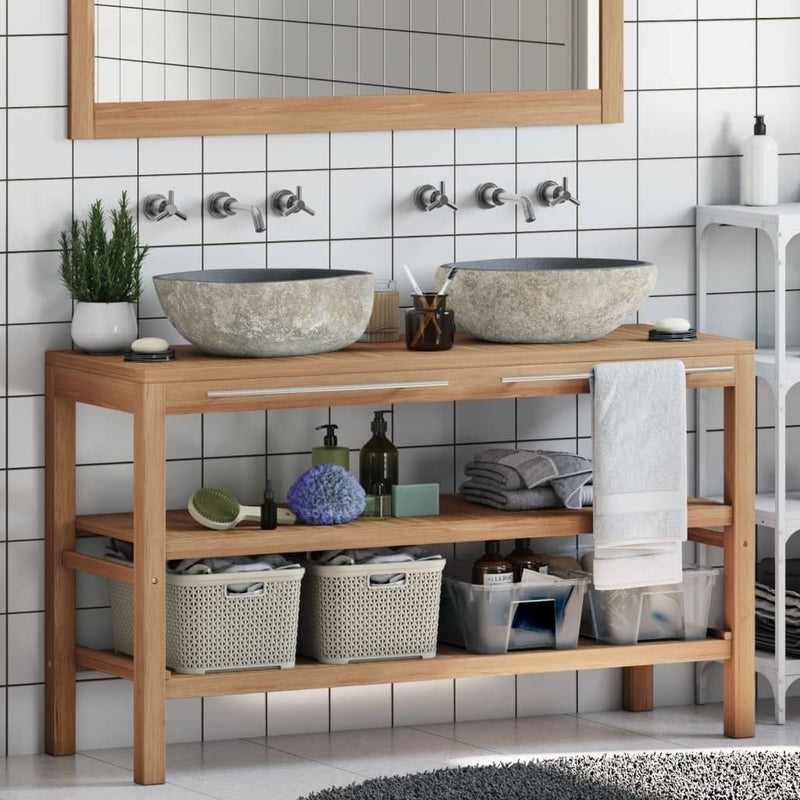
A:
[69,0,622,140]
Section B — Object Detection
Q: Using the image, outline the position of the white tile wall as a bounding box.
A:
[0,2,789,757]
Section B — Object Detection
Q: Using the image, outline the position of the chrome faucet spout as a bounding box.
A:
[475,183,536,223]
[497,191,536,223]
[229,202,266,233]
[207,192,266,233]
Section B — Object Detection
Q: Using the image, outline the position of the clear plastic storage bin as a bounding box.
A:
[110,567,304,674]
[298,559,446,665]
[583,565,721,645]
[439,573,588,655]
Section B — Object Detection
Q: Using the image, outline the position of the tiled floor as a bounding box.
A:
[3,702,800,800]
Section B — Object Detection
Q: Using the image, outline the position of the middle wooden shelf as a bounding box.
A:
[75,494,732,559]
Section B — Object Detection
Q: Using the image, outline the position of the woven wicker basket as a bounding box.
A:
[298,560,445,665]
[110,567,304,674]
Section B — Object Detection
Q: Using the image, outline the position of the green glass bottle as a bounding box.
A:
[359,410,398,518]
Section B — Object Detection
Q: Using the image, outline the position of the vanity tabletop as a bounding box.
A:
[46,324,753,385]
[45,324,753,414]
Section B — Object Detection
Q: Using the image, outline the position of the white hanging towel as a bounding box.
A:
[592,359,687,590]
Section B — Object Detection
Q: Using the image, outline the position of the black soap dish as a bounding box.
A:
[124,349,176,363]
[648,328,697,342]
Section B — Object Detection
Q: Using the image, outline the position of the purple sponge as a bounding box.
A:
[287,464,366,525]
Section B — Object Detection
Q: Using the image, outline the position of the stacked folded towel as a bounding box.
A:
[755,582,800,657]
[106,540,302,595]
[314,547,444,585]
[314,546,443,566]
[460,448,593,511]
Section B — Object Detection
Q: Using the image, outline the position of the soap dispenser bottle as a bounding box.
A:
[472,541,514,585]
[506,538,548,582]
[312,423,350,470]
[741,114,779,206]
[359,410,398,518]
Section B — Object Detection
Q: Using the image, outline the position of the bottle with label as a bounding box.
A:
[472,540,514,585]
[312,423,350,471]
[359,410,398,518]
[741,114,779,206]
[506,538,548,582]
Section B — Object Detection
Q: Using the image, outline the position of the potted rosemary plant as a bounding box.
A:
[59,191,148,353]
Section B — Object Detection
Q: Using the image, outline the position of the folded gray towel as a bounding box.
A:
[464,448,593,509]
[755,583,800,626]
[460,479,594,511]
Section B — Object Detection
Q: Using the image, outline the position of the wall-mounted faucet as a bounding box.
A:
[537,176,581,208]
[413,181,458,213]
[476,183,535,223]
[143,190,187,222]
[270,186,316,217]
[207,192,266,233]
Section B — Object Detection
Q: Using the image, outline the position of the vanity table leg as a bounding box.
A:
[45,367,77,755]
[133,385,168,784]
[622,666,654,712]
[723,354,756,738]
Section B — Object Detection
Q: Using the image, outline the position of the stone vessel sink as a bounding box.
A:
[153,269,374,357]
[434,258,656,344]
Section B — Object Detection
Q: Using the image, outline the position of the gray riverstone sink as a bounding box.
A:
[434,258,657,344]
[153,269,374,357]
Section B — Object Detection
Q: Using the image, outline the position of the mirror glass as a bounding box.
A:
[95,1,600,103]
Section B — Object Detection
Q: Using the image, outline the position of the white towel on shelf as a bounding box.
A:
[592,360,687,590]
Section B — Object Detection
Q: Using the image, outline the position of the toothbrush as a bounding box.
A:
[402,263,423,295]
[437,267,458,296]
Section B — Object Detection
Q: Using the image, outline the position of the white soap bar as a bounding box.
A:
[654,317,691,334]
[131,337,170,354]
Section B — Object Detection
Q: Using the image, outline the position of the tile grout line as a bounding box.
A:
[3,0,8,759]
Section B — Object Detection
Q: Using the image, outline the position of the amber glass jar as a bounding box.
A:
[405,293,455,351]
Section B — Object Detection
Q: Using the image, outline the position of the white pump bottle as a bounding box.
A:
[741,114,778,206]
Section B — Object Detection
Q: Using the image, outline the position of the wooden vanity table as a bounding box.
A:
[44,324,755,785]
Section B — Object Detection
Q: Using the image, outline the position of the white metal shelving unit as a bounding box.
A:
[696,203,800,724]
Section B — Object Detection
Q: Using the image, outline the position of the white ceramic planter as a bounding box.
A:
[71,302,138,354]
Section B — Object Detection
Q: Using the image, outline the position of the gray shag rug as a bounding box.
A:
[300,750,800,800]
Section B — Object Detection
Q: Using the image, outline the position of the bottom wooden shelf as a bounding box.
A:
[77,637,732,700]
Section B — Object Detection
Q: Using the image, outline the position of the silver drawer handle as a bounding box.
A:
[502,365,734,384]
[207,379,450,398]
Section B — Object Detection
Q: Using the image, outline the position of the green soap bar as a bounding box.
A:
[391,483,440,518]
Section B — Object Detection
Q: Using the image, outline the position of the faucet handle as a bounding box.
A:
[560,176,581,207]
[271,186,316,217]
[414,181,458,213]
[293,186,316,216]
[144,190,188,222]
[537,177,580,208]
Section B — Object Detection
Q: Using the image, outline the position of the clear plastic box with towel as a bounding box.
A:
[583,565,721,645]
[438,566,588,655]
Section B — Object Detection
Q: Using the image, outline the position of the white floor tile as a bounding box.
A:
[259,725,493,779]
[8,706,800,796]
[579,703,800,750]
[86,739,359,800]
[415,714,674,756]
[0,754,203,799]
